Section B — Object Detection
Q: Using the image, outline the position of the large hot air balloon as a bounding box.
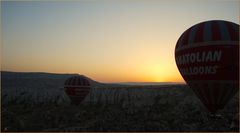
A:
[175,20,239,114]
[64,75,91,105]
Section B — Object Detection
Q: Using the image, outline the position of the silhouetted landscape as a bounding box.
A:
[2,0,239,132]
[1,71,238,132]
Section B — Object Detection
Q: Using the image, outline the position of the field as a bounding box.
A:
[1,72,239,132]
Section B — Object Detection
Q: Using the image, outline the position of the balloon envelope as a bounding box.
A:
[175,20,239,113]
[64,75,91,105]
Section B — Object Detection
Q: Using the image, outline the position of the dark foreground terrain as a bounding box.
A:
[1,71,239,132]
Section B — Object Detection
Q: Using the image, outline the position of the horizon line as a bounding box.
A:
[1,70,186,84]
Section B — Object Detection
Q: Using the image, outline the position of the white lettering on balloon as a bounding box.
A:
[176,50,222,75]
[176,51,222,65]
[179,66,219,75]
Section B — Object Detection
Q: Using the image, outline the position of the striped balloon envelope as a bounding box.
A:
[64,75,91,105]
[175,20,239,114]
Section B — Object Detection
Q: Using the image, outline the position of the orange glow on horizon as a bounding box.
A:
[2,1,237,83]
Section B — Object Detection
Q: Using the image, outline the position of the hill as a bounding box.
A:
[1,71,103,89]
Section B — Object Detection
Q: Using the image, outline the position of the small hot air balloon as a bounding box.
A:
[64,75,91,105]
[175,20,239,114]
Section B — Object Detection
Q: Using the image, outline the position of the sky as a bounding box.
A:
[1,0,239,83]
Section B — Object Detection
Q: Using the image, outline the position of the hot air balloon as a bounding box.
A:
[175,20,239,114]
[64,75,91,105]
